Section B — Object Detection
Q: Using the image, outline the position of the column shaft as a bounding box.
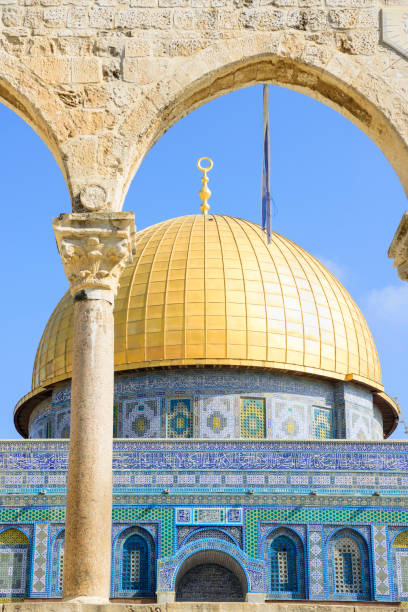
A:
[63,297,114,601]
[53,211,135,602]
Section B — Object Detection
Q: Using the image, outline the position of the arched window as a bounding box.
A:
[393,529,408,600]
[270,535,298,594]
[333,537,363,595]
[121,534,149,593]
[0,528,30,599]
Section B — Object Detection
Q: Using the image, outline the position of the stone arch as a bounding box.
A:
[327,528,371,601]
[112,526,156,598]
[119,32,408,212]
[0,52,69,190]
[392,528,408,600]
[174,549,248,602]
[0,528,30,599]
[264,527,306,599]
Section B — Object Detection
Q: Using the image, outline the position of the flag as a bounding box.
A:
[262,84,272,244]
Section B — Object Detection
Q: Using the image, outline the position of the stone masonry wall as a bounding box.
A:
[0,0,407,212]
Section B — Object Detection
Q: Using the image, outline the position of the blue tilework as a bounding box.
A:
[30,371,383,441]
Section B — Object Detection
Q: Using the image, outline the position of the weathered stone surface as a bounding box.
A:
[0,0,404,222]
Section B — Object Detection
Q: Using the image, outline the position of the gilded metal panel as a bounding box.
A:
[31,214,382,393]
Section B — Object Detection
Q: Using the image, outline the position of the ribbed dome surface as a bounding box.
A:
[32,214,382,392]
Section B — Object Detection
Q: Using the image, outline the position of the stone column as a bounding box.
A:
[389,211,408,280]
[53,212,136,603]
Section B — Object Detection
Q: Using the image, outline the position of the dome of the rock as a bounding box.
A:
[14,214,398,437]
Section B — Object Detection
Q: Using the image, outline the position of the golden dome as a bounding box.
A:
[32,214,383,390]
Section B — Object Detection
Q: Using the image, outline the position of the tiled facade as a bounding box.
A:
[0,435,406,601]
[28,370,384,442]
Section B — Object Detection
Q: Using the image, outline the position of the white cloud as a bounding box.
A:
[363,284,408,327]
[316,256,347,282]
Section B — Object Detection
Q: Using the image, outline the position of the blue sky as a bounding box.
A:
[0,84,407,439]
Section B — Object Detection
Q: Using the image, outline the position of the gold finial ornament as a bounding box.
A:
[197,157,213,215]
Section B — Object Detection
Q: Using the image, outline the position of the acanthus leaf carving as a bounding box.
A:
[53,212,136,299]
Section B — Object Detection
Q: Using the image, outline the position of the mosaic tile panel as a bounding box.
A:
[395,551,408,598]
[122,398,161,438]
[372,524,390,596]
[200,396,235,438]
[175,507,243,525]
[113,527,155,597]
[241,398,265,439]
[327,529,371,601]
[313,408,334,439]
[31,523,49,595]
[29,370,386,441]
[272,401,308,439]
[244,508,408,558]
[308,525,325,599]
[0,529,30,599]
[167,399,193,438]
[394,530,408,547]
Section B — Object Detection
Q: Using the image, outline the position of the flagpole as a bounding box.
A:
[262,84,272,244]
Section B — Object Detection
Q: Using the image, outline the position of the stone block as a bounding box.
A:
[130,0,158,6]
[2,6,22,26]
[62,136,98,175]
[173,8,195,29]
[159,0,190,6]
[336,28,377,53]
[71,58,102,83]
[328,8,358,27]
[123,57,168,84]
[287,8,327,29]
[67,7,89,29]
[116,8,171,29]
[24,56,71,82]
[23,8,43,28]
[239,8,285,30]
[43,7,67,27]
[358,7,378,27]
[89,7,115,28]
[125,37,152,57]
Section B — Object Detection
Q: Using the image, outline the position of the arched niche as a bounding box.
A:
[112,526,156,598]
[174,549,248,602]
[327,528,372,601]
[0,528,30,599]
[392,529,408,600]
[264,527,306,599]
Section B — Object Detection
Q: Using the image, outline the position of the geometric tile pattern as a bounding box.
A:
[28,370,386,441]
[333,537,362,594]
[308,526,324,598]
[272,401,308,439]
[395,551,408,598]
[31,524,49,595]
[313,408,333,439]
[167,399,193,438]
[240,398,265,439]
[372,525,390,596]
[394,530,408,548]
[244,508,408,558]
[122,398,161,438]
[0,529,29,599]
[200,396,235,438]
[327,529,371,601]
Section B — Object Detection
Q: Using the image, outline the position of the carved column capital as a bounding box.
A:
[389,211,408,281]
[53,212,136,302]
